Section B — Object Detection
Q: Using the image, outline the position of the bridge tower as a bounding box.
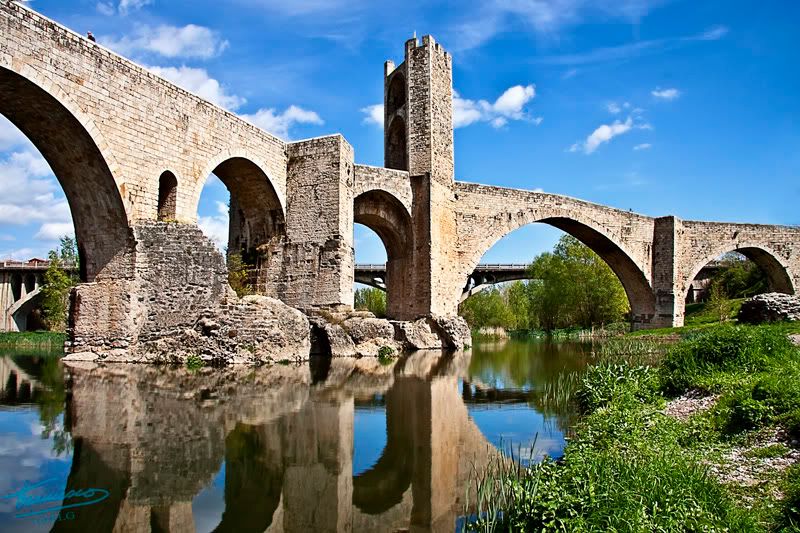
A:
[384,35,454,186]
[383,36,460,318]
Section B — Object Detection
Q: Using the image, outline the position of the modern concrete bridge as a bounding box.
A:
[1,0,798,353]
[356,261,727,304]
[0,260,77,331]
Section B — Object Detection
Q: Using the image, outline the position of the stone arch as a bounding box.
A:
[463,212,656,326]
[682,243,794,301]
[157,170,178,221]
[193,155,287,262]
[385,117,407,171]
[0,66,132,282]
[386,74,406,112]
[354,190,413,319]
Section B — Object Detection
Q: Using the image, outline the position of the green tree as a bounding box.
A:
[354,287,387,317]
[712,253,767,299]
[527,235,629,331]
[41,236,79,331]
[707,280,733,323]
[227,252,255,297]
[459,287,514,330]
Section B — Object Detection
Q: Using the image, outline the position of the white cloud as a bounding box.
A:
[101,24,229,59]
[0,247,35,261]
[241,105,323,140]
[533,116,544,126]
[651,87,681,100]
[198,201,229,252]
[118,0,152,15]
[361,104,384,127]
[35,222,75,241]
[571,115,654,154]
[450,0,673,51]
[146,66,246,110]
[96,2,115,16]
[699,25,729,40]
[453,84,536,128]
[584,117,633,153]
[607,101,631,114]
[0,150,72,241]
[633,143,652,150]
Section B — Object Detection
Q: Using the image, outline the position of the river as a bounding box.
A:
[0,338,592,532]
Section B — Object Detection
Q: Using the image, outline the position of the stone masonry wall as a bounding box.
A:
[0,0,287,227]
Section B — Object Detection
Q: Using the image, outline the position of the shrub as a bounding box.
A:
[185,353,203,371]
[660,325,796,395]
[781,464,800,529]
[377,345,394,360]
[576,362,659,413]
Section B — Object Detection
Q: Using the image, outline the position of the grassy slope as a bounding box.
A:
[465,325,800,532]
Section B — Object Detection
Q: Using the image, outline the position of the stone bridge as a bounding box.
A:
[1,0,798,354]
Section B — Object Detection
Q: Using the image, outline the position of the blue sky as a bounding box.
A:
[1,0,798,264]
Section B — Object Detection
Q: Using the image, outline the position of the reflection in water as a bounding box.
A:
[0,339,591,532]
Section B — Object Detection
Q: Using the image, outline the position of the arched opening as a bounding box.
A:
[10,273,22,302]
[0,67,131,282]
[196,157,286,294]
[386,74,406,112]
[354,190,412,319]
[461,218,654,333]
[157,171,178,221]
[683,246,793,322]
[23,273,35,294]
[385,117,407,171]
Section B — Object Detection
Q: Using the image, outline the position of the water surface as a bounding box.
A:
[0,338,590,532]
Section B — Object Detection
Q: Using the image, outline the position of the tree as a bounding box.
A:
[526,235,629,331]
[354,287,387,317]
[459,287,514,330]
[227,252,255,297]
[711,253,767,299]
[41,236,79,331]
[707,279,733,323]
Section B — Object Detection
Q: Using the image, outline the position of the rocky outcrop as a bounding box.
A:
[66,295,311,365]
[737,293,800,324]
[430,316,472,350]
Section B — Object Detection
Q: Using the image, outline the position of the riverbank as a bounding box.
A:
[464,323,800,531]
[0,331,64,353]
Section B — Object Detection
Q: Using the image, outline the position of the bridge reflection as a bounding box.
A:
[55,351,501,532]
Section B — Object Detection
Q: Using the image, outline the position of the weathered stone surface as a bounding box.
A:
[393,318,444,350]
[137,295,311,364]
[308,315,357,358]
[738,293,800,324]
[431,316,472,350]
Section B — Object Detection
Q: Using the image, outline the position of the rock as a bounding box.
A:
[342,316,400,356]
[133,295,311,365]
[308,316,356,357]
[393,318,445,350]
[431,316,472,350]
[737,293,800,324]
[791,334,800,346]
[62,351,99,362]
[342,317,395,344]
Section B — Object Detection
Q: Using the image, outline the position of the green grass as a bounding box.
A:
[629,301,800,339]
[463,323,800,532]
[0,331,65,354]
